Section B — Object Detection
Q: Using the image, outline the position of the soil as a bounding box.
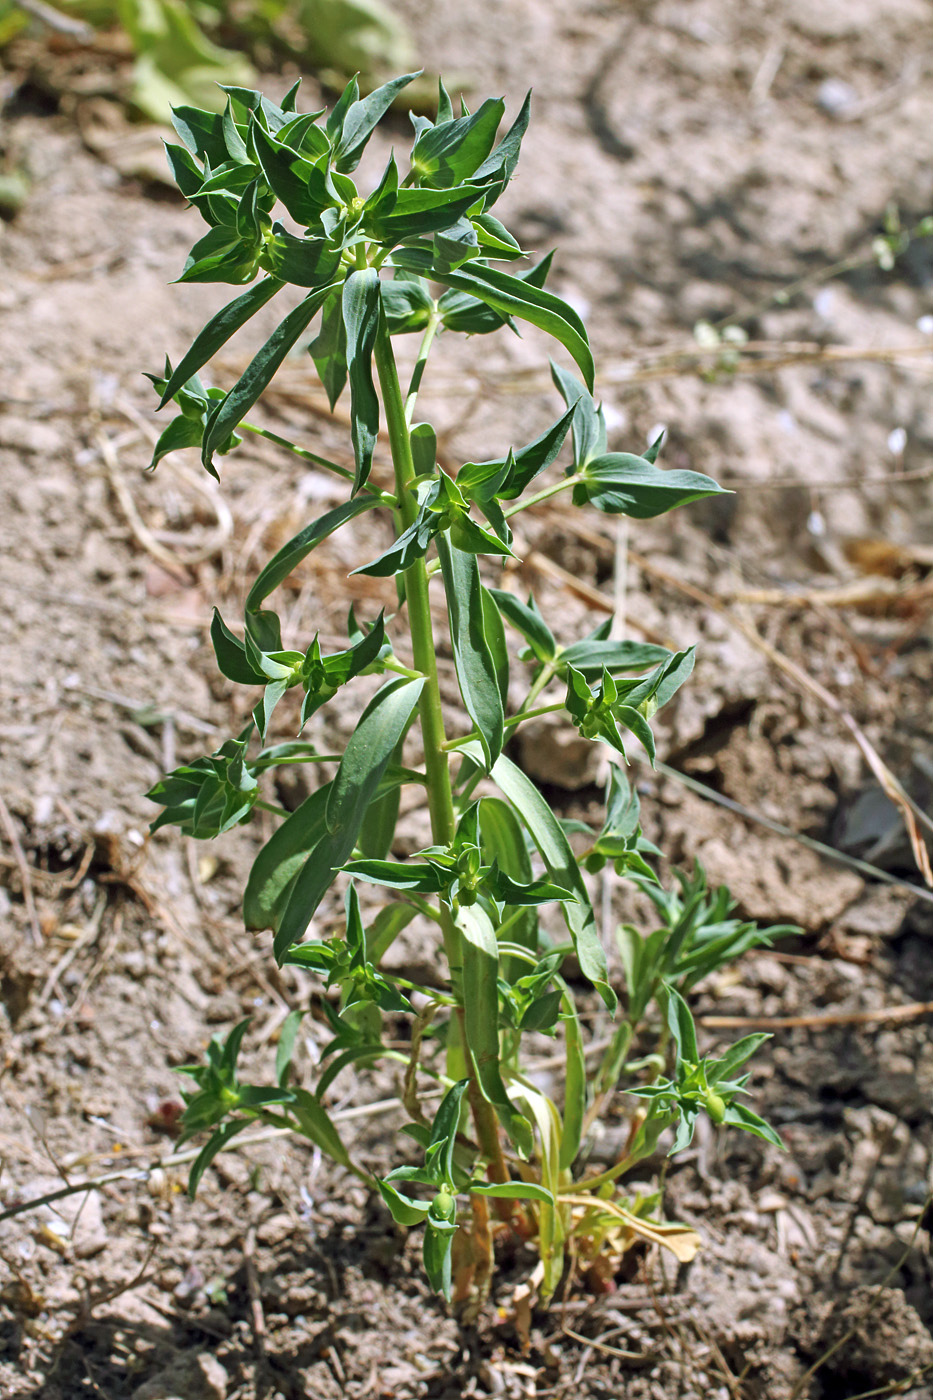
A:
[2,2,933,1397]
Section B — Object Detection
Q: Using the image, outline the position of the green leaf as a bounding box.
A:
[423,1219,454,1299]
[410,421,437,477]
[381,276,435,335]
[156,277,284,410]
[147,412,204,468]
[342,269,381,492]
[519,989,563,1032]
[250,121,333,225]
[332,72,421,172]
[557,638,669,679]
[202,282,337,474]
[469,748,615,1011]
[187,1119,251,1198]
[246,496,379,619]
[481,586,509,708]
[326,677,424,838]
[368,183,487,244]
[270,679,423,958]
[244,785,331,932]
[471,90,531,188]
[457,903,533,1156]
[559,1000,586,1169]
[172,105,230,165]
[211,609,267,685]
[412,98,505,188]
[287,1087,355,1169]
[574,454,728,519]
[468,1180,554,1203]
[707,1034,771,1086]
[368,901,418,964]
[479,797,536,965]
[341,859,446,891]
[261,227,343,288]
[426,1079,469,1185]
[721,1102,784,1149]
[308,288,348,410]
[436,535,504,770]
[663,984,699,1065]
[377,1177,430,1226]
[487,589,556,664]
[178,224,260,285]
[431,262,594,390]
[549,360,606,468]
[435,249,552,335]
[275,1008,305,1085]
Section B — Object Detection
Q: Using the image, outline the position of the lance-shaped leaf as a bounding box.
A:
[332,72,421,172]
[457,903,533,1156]
[468,1180,553,1202]
[172,106,228,165]
[381,276,435,335]
[342,269,381,492]
[250,121,334,225]
[308,288,348,409]
[557,637,670,679]
[573,453,728,518]
[211,609,266,685]
[377,1178,430,1226]
[458,402,575,503]
[243,784,332,932]
[436,535,504,770]
[178,224,261,285]
[435,249,553,335]
[261,226,343,288]
[487,588,556,663]
[550,360,606,468]
[424,1079,470,1186]
[470,90,531,189]
[430,261,595,390]
[343,860,448,894]
[268,679,424,959]
[245,498,379,622]
[367,183,488,244]
[466,746,615,1010]
[201,282,338,475]
[156,277,284,409]
[411,98,505,188]
[479,797,537,968]
[289,1087,357,1170]
[662,983,699,1066]
[326,677,424,838]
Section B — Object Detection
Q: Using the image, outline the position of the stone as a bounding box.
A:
[131,1351,228,1400]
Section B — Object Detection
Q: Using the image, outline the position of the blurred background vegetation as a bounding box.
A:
[0,0,418,123]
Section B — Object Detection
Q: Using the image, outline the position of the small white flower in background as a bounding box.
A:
[807,509,826,537]
[916,315,933,335]
[887,427,907,456]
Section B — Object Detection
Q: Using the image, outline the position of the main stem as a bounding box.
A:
[373,316,510,1199]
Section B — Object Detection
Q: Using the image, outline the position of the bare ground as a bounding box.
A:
[1,2,933,1396]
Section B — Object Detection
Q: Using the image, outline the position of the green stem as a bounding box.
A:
[374,318,456,855]
[373,313,509,1193]
[254,799,290,818]
[240,422,355,485]
[522,661,557,711]
[441,700,565,753]
[503,475,578,518]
